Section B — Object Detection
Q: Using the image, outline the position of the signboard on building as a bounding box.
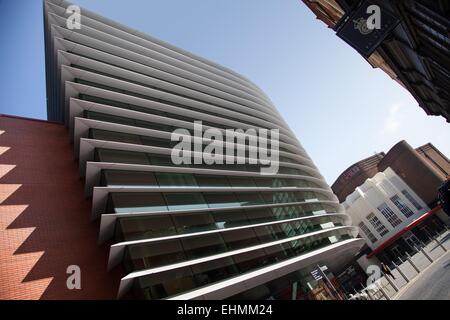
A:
[343,165,361,181]
[311,265,328,281]
[311,269,323,281]
[335,0,400,58]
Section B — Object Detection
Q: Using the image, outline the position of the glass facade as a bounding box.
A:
[114,203,341,242]
[44,0,360,300]
[123,218,341,273]
[106,190,330,214]
[95,147,311,176]
[133,229,352,299]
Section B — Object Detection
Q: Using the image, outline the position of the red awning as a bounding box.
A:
[367,205,441,258]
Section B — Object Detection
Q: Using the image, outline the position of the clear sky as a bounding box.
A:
[1,0,449,184]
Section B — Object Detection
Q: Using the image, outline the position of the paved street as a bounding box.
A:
[360,231,450,300]
[395,249,450,300]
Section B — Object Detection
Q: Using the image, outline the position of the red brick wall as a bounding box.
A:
[0,115,124,299]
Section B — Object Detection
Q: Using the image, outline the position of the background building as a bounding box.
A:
[302,0,450,122]
[332,140,449,264]
[344,167,430,250]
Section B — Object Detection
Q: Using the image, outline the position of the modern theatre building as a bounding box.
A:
[0,0,363,300]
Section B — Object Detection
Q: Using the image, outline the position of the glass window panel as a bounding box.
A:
[149,154,174,166]
[156,172,197,187]
[271,206,291,220]
[377,202,402,227]
[254,178,277,188]
[135,119,172,132]
[401,189,423,210]
[90,129,141,144]
[195,175,230,187]
[80,94,129,109]
[139,135,173,148]
[109,192,168,213]
[164,193,208,210]
[190,257,239,287]
[254,224,284,243]
[236,193,265,206]
[102,170,157,187]
[181,233,227,259]
[126,240,186,270]
[367,212,389,236]
[272,192,287,204]
[247,164,262,172]
[245,208,275,224]
[283,179,311,188]
[96,149,150,165]
[358,221,378,243]
[85,111,135,126]
[390,194,415,218]
[263,243,292,262]
[227,176,256,187]
[172,212,216,234]
[212,210,249,229]
[117,215,175,241]
[221,228,260,250]
[233,248,271,273]
[137,267,195,299]
[203,193,240,208]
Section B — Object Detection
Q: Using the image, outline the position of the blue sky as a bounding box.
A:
[0,0,449,184]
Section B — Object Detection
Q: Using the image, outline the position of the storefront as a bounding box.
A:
[367,206,447,266]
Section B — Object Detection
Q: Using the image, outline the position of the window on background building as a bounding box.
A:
[377,202,402,227]
[358,221,378,243]
[390,194,415,218]
[401,189,423,210]
[366,213,389,237]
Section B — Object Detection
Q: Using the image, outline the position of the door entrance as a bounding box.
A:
[390,244,402,258]
[403,231,422,249]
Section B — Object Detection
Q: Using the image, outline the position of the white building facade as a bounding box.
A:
[343,167,428,250]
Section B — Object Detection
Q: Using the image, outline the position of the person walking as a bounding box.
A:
[380,262,396,280]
